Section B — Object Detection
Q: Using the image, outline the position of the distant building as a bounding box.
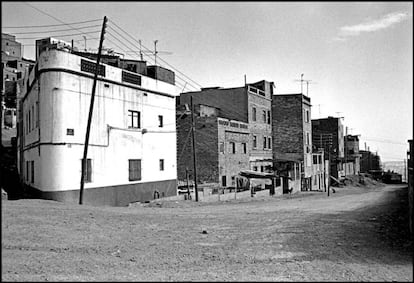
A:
[344,134,361,175]
[311,149,329,191]
[360,149,381,177]
[2,33,35,147]
[312,116,345,180]
[271,93,312,193]
[177,80,274,179]
[18,40,178,206]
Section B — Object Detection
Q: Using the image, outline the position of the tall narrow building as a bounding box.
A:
[271,93,312,192]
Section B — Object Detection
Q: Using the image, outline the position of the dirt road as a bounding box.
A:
[2,184,413,281]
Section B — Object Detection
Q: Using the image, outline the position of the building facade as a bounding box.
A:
[176,104,250,189]
[344,134,361,175]
[177,80,274,174]
[312,116,344,179]
[271,93,312,192]
[18,44,178,206]
[311,149,329,191]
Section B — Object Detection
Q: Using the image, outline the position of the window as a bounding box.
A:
[129,159,141,181]
[36,101,39,127]
[253,135,257,148]
[31,105,34,130]
[306,132,310,145]
[81,159,92,183]
[28,109,31,132]
[230,142,236,154]
[306,110,310,123]
[263,137,267,149]
[231,176,235,186]
[242,143,247,154]
[252,107,257,121]
[158,115,163,127]
[222,176,227,187]
[262,110,266,123]
[261,166,264,172]
[268,137,272,149]
[31,161,34,183]
[26,161,29,181]
[267,111,271,124]
[219,142,224,153]
[128,110,141,128]
[313,155,318,164]
[253,166,258,171]
[159,159,164,171]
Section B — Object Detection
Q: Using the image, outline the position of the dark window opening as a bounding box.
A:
[129,159,141,181]
[159,159,164,171]
[158,115,163,127]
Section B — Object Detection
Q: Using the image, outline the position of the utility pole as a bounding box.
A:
[79,16,107,205]
[139,40,143,61]
[83,36,87,51]
[154,40,158,66]
[404,159,407,183]
[190,96,199,202]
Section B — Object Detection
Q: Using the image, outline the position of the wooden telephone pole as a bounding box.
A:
[190,96,199,202]
[79,16,108,205]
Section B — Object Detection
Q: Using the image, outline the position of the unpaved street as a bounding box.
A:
[2,184,413,281]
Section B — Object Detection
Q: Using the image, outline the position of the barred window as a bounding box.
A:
[122,71,141,85]
[80,59,105,76]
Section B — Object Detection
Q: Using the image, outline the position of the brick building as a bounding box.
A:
[177,80,274,175]
[312,116,345,179]
[271,93,312,192]
[176,104,250,188]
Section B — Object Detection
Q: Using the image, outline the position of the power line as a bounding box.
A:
[108,19,203,90]
[3,19,102,28]
[105,30,192,91]
[5,24,102,34]
[22,2,100,38]
[15,30,101,40]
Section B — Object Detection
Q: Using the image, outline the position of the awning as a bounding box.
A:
[239,170,280,179]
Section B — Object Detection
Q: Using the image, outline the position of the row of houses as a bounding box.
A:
[2,34,374,206]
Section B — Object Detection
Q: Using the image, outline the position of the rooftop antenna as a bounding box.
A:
[293,73,305,94]
[303,80,317,96]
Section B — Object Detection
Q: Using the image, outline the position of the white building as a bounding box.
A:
[18,44,178,206]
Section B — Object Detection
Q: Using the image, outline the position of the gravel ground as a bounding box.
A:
[1,183,413,281]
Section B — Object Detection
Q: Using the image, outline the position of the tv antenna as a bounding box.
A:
[293,73,304,94]
[124,39,172,63]
[303,80,317,96]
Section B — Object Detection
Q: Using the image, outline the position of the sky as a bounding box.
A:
[2,1,413,163]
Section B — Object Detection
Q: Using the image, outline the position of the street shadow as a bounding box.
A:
[286,186,413,265]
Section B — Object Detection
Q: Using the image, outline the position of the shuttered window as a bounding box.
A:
[129,159,141,181]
